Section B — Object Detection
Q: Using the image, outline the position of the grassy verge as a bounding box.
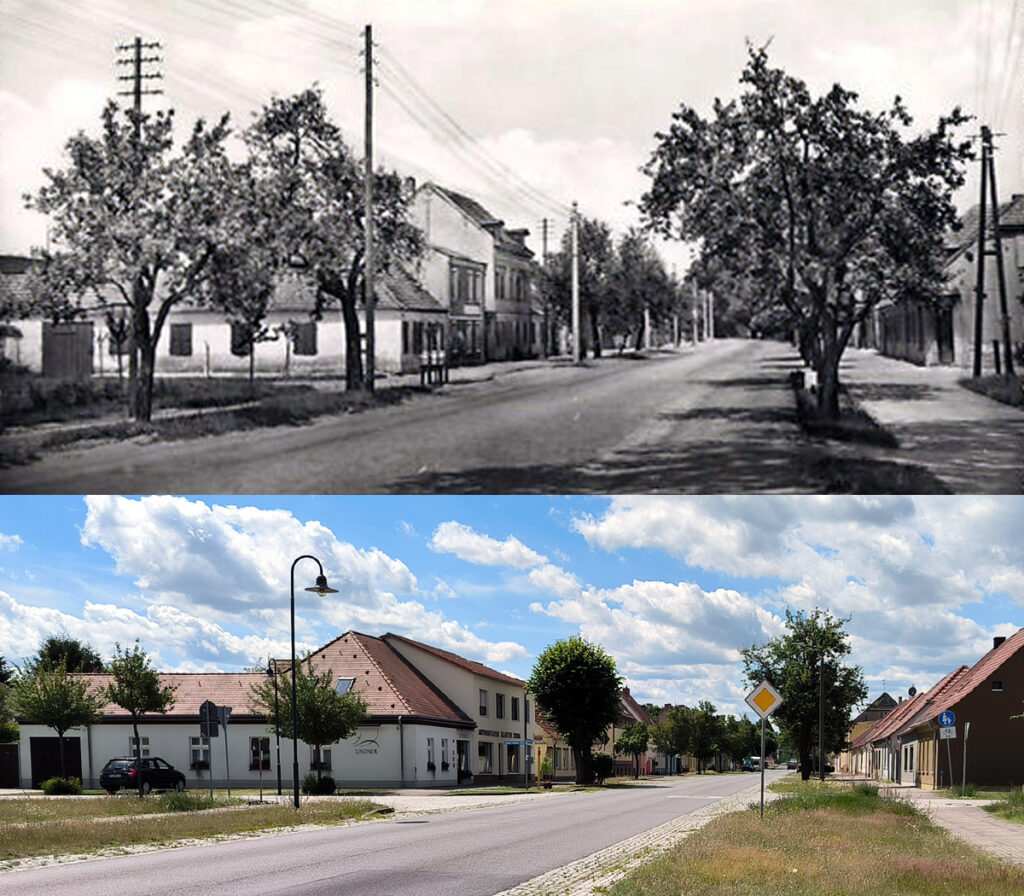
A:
[984,788,1024,825]
[960,374,1024,409]
[610,780,1024,896]
[791,386,951,493]
[0,794,385,862]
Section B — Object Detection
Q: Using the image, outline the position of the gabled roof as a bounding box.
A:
[850,687,930,750]
[946,194,1024,259]
[425,183,534,260]
[267,268,444,314]
[304,631,474,727]
[381,632,525,687]
[620,688,653,726]
[65,672,268,723]
[896,630,1024,736]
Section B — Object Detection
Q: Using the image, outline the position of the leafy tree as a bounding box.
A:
[30,633,104,673]
[250,660,368,781]
[542,217,617,360]
[9,666,104,777]
[527,636,622,785]
[25,101,252,421]
[687,700,721,773]
[0,656,13,686]
[606,228,675,352]
[641,45,971,417]
[245,87,423,391]
[650,704,691,772]
[105,640,177,781]
[614,721,650,779]
[740,608,866,781]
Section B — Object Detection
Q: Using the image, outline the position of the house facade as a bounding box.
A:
[15,630,533,790]
[849,631,1024,789]
[411,183,540,364]
[869,194,1024,370]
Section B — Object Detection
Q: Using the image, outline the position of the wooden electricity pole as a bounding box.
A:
[571,203,581,363]
[364,23,376,392]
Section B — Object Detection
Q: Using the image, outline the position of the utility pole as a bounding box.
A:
[571,203,581,363]
[972,129,989,378]
[116,36,162,419]
[541,218,549,357]
[363,24,376,392]
[983,127,1015,378]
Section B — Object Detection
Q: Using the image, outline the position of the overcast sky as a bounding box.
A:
[1,495,1021,720]
[2,0,1022,274]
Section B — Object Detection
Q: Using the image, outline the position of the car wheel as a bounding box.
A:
[175,779,185,792]
[141,781,152,796]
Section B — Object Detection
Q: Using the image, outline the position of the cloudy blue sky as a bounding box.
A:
[1,495,1021,718]
[2,0,1022,272]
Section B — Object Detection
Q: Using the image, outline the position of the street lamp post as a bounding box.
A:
[290,554,338,810]
[266,659,283,796]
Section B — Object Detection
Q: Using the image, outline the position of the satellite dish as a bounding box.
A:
[908,686,917,697]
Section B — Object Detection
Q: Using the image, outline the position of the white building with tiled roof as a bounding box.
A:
[14,631,533,790]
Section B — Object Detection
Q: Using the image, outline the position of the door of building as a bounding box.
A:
[0,743,19,787]
[42,321,94,380]
[29,736,82,787]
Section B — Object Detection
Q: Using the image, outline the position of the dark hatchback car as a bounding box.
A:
[100,757,187,794]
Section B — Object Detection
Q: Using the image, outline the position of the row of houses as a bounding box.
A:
[0,181,554,381]
[862,194,1024,371]
[10,629,666,791]
[842,628,1024,789]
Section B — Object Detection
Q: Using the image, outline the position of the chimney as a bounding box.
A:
[994,636,1007,649]
[622,687,630,696]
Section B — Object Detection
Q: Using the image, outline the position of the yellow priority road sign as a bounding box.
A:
[745,680,784,719]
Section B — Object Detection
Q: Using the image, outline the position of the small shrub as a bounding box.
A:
[301,773,337,795]
[591,752,614,785]
[0,721,19,742]
[40,776,83,795]
[159,791,217,812]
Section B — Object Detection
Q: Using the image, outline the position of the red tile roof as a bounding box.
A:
[304,631,474,727]
[381,632,526,687]
[620,688,653,726]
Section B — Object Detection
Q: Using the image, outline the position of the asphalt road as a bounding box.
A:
[5,772,785,896]
[3,340,810,493]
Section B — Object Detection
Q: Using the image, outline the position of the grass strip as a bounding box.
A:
[0,795,383,862]
[984,787,1024,825]
[610,781,1024,896]
[960,374,1024,409]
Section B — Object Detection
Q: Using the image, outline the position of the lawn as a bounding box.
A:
[609,780,1024,896]
[0,792,386,864]
[984,787,1024,825]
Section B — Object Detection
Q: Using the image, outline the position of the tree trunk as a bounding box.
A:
[571,744,591,785]
[588,305,602,359]
[816,323,842,418]
[134,337,156,423]
[248,343,255,387]
[340,292,364,392]
[133,720,144,798]
[57,730,66,779]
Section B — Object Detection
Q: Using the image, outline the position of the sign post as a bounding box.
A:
[216,705,233,798]
[745,680,784,819]
[962,721,970,796]
[199,700,218,801]
[938,711,956,791]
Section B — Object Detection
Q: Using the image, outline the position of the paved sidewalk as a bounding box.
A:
[838,348,1024,492]
[889,786,1024,868]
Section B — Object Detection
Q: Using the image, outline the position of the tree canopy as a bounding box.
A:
[527,636,622,785]
[250,660,368,780]
[613,720,650,779]
[641,45,971,416]
[30,633,104,673]
[740,608,866,780]
[25,101,251,421]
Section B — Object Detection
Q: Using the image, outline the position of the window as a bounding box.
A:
[311,747,331,770]
[506,743,519,773]
[478,741,493,774]
[441,738,449,769]
[479,689,488,716]
[189,736,210,769]
[335,678,354,693]
[402,320,410,355]
[230,321,250,356]
[427,737,435,770]
[292,321,317,356]
[496,693,505,719]
[511,696,520,722]
[449,262,484,304]
[992,680,1004,691]
[250,736,270,770]
[129,736,150,758]
[169,322,192,357]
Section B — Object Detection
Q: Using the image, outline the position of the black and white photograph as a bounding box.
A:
[1,3,1024,895]
[0,0,1021,492]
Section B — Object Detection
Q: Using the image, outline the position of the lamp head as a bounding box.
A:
[305,574,338,596]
